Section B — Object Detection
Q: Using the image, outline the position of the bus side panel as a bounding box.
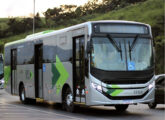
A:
[54,62,73,102]
[16,41,35,98]
[42,36,57,101]
[16,64,35,98]
[43,62,73,103]
[42,63,52,101]
[54,32,73,102]
[42,32,73,102]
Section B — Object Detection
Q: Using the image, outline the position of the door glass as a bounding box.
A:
[75,36,85,100]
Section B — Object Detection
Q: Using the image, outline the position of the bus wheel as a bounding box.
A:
[148,102,157,109]
[19,85,28,104]
[115,105,129,112]
[63,87,75,112]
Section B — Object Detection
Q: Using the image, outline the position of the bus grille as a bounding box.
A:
[103,90,149,100]
[103,79,150,84]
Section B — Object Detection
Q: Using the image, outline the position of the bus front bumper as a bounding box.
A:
[86,83,155,106]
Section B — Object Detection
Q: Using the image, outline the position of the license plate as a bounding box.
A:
[123,100,133,104]
[133,90,143,95]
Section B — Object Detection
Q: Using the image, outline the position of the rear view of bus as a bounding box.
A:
[87,21,155,111]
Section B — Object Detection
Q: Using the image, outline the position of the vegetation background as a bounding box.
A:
[0,0,164,74]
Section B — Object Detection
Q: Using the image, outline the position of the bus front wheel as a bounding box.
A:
[63,87,75,112]
[148,102,157,109]
[115,105,129,112]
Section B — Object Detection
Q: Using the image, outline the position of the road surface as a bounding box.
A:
[0,89,164,120]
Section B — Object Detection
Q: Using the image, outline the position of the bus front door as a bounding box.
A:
[34,44,43,98]
[11,49,17,95]
[73,36,85,103]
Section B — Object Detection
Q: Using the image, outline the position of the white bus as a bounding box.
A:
[4,20,155,112]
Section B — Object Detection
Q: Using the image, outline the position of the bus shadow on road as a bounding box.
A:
[73,106,151,118]
[10,101,153,118]
[155,107,165,111]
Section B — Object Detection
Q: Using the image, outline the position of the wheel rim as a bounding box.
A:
[21,88,25,101]
[66,93,73,106]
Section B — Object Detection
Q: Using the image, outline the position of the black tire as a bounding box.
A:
[28,98,36,104]
[63,87,75,112]
[115,105,129,112]
[19,85,28,104]
[148,102,157,109]
[19,85,36,104]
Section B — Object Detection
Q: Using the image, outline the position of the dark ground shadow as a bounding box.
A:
[155,107,165,110]
[9,100,154,119]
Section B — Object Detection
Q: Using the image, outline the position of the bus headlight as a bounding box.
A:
[91,82,102,92]
[0,78,4,84]
[148,81,155,90]
[2,79,5,83]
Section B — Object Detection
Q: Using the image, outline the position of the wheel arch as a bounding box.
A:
[62,83,71,101]
[18,81,24,95]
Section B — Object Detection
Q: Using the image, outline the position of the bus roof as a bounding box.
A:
[5,20,150,47]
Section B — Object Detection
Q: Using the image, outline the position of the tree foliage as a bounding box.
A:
[0,13,43,38]
[43,0,147,27]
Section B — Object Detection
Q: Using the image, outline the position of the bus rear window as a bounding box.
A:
[94,24,149,34]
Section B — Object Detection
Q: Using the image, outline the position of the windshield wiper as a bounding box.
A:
[128,34,139,60]
[130,34,139,51]
[107,34,122,60]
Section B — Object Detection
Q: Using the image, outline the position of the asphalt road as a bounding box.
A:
[0,89,164,120]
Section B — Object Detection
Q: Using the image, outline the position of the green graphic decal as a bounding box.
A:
[51,63,60,88]
[110,89,123,96]
[51,55,69,95]
[106,84,123,96]
[4,66,11,87]
[30,71,33,80]
[106,89,115,95]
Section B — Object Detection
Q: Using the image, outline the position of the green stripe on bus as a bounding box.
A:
[106,84,123,96]
[42,30,54,34]
[4,66,11,87]
[110,89,123,96]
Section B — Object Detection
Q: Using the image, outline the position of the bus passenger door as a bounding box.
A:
[73,36,85,103]
[11,49,17,95]
[34,44,43,98]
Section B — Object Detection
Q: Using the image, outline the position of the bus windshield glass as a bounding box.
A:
[91,37,153,71]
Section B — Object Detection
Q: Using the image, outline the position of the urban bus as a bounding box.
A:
[4,20,155,112]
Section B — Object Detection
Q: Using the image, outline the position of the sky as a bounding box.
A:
[0,0,89,18]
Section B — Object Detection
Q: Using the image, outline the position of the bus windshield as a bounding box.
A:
[91,36,153,71]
